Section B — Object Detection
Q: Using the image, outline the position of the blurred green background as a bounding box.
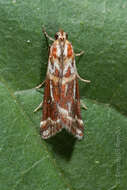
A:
[0,0,127,189]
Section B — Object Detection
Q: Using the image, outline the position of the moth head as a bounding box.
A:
[55,30,68,41]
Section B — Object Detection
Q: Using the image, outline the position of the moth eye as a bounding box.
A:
[55,33,58,39]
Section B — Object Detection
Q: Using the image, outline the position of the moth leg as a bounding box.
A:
[33,101,43,113]
[80,100,88,110]
[75,50,90,83]
[43,27,55,42]
[75,50,84,57]
[35,80,45,89]
[77,72,91,83]
[43,27,54,55]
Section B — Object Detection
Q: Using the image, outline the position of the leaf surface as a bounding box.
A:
[0,0,127,189]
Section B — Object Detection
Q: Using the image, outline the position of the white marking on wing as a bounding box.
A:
[40,118,61,127]
[63,43,68,56]
[73,59,78,74]
[62,74,76,85]
[67,102,71,113]
[48,59,60,74]
[76,128,82,135]
[40,121,46,127]
[73,79,76,99]
[42,130,49,136]
[66,116,83,125]
[75,133,83,140]
[63,59,75,75]
[50,80,54,101]
[77,119,83,125]
[75,115,83,125]
[56,44,61,56]
[57,105,69,116]
[67,116,73,121]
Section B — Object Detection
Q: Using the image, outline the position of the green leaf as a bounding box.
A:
[0,0,127,190]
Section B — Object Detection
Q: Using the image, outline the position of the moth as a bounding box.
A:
[34,28,90,140]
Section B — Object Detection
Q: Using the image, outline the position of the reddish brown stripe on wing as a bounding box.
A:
[51,80,60,102]
[75,78,82,120]
[52,46,57,58]
[64,66,71,77]
[67,43,73,57]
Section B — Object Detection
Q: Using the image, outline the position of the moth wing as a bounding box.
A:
[40,78,62,139]
[59,76,84,140]
[73,77,84,139]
